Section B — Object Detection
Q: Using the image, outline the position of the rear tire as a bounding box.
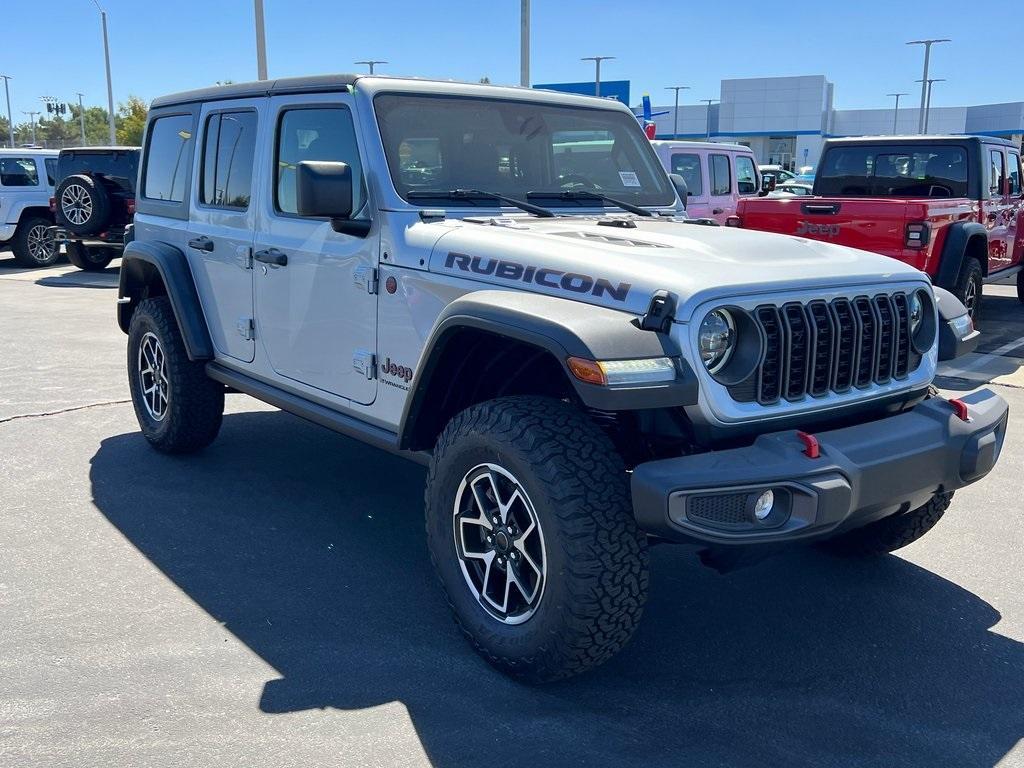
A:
[425,396,649,682]
[127,296,224,453]
[953,258,983,322]
[822,492,953,556]
[65,241,114,272]
[11,216,58,267]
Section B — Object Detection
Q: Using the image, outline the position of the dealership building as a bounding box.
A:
[541,75,1024,170]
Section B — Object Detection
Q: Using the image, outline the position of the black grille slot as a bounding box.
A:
[743,292,915,406]
[687,493,750,529]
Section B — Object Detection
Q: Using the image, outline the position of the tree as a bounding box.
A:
[116,96,147,146]
[479,76,491,84]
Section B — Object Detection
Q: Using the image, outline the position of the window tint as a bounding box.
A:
[276,107,364,215]
[989,150,1006,198]
[670,153,702,196]
[1009,153,1022,196]
[44,158,57,186]
[816,144,968,197]
[709,154,730,195]
[200,111,257,209]
[0,157,39,186]
[143,114,194,202]
[735,155,757,195]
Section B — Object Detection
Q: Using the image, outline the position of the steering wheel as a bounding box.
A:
[557,174,598,190]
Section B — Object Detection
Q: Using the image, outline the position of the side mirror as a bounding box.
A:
[760,176,777,195]
[668,173,688,209]
[296,160,370,237]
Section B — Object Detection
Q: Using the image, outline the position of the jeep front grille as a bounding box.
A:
[735,293,918,405]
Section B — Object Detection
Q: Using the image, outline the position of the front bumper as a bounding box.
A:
[0,223,16,242]
[631,389,1008,546]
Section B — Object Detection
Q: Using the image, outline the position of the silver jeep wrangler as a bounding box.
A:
[117,75,1008,681]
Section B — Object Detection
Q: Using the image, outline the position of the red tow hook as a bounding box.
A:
[796,431,820,459]
[949,398,970,422]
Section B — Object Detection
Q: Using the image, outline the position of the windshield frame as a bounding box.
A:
[371,90,677,211]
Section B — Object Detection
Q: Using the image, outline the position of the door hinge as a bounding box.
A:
[354,265,378,294]
[238,245,253,270]
[353,349,376,380]
[237,317,255,341]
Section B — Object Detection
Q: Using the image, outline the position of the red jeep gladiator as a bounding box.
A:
[733,136,1024,318]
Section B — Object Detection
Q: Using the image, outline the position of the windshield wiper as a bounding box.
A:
[526,189,655,217]
[407,189,555,218]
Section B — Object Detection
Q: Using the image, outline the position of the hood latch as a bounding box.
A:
[639,290,676,333]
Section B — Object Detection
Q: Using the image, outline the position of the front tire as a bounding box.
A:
[127,297,224,453]
[11,216,58,267]
[65,241,114,272]
[822,492,953,556]
[425,396,649,682]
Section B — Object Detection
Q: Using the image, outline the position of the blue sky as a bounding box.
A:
[2,0,1016,121]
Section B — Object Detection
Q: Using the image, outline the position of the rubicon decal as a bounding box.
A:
[445,252,631,302]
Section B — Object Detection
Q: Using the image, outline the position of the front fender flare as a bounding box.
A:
[118,241,213,360]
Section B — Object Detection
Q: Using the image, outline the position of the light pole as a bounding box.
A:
[23,111,39,146]
[907,39,949,134]
[700,99,718,141]
[76,93,87,145]
[916,78,946,133]
[887,92,908,135]
[520,0,530,87]
[354,60,388,74]
[581,56,615,97]
[89,1,117,144]
[665,86,690,139]
[254,0,268,79]
[0,75,14,147]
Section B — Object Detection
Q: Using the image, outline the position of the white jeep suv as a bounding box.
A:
[0,148,59,266]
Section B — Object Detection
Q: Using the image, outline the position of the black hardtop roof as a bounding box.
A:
[825,135,1015,148]
[150,74,364,109]
[58,146,140,155]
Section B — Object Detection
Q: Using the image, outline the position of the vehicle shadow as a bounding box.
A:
[89,409,1024,768]
[34,266,120,289]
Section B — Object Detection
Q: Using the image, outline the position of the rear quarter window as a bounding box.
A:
[0,157,40,187]
[142,114,195,202]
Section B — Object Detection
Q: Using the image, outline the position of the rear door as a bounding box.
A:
[1006,149,1023,268]
[185,99,262,363]
[669,151,708,217]
[707,152,732,223]
[984,147,1013,273]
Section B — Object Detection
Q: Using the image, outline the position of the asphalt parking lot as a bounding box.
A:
[1,254,1022,768]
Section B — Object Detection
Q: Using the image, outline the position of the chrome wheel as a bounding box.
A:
[26,224,54,263]
[453,463,546,625]
[60,183,93,226]
[138,332,169,421]
[963,277,978,318]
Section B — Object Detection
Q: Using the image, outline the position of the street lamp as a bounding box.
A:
[581,56,615,97]
[700,99,718,141]
[0,75,14,147]
[254,0,268,79]
[520,0,530,87]
[89,1,117,145]
[76,93,87,145]
[916,78,946,133]
[22,111,39,146]
[887,92,908,135]
[907,39,950,134]
[354,60,388,74]
[665,86,690,139]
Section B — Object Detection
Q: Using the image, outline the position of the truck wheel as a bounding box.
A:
[127,296,224,453]
[65,241,113,272]
[55,174,111,236]
[425,396,649,682]
[11,216,58,267]
[953,258,983,321]
[822,491,953,556]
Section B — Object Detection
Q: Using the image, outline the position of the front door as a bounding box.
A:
[253,93,378,405]
[186,100,261,363]
[669,151,708,218]
[707,152,733,223]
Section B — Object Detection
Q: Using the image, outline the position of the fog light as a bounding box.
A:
[753,490,774,521]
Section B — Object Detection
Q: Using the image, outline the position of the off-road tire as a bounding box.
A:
[55,174,111,236]
[425,395,649,682]
[65,241,114,272]
[822,491,953,556]
[953,258,983,322]
[127,296,224,453]
[10,216,58,267]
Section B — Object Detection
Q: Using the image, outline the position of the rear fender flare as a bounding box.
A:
[935,221,988,288]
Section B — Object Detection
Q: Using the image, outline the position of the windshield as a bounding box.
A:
[374,93,675,209]
[816,144,969,197]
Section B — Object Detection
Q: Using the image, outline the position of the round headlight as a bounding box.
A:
[909,291,924,335]
[698,309,736,373]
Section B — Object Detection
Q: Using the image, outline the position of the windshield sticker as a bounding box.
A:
[618,171,641,187]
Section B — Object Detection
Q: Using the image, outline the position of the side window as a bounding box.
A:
[200,111,258,209]
[44,158,57,186]
[143,115,194,202]
[0,157,40,187]
[710,154,731,195]
[1008,153,1022,196]
[670,153,702,196]
[989,150,1006,198]
[275,106,364,215]
[735,155,758,195]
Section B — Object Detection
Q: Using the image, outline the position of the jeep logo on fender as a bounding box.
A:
[796,221,840,238]
[381,357,413,383]
[445,252,631,302]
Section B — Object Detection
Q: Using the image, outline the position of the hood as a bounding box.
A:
[427,215,929,319]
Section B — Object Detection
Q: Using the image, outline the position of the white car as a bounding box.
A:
[0,148,59,266]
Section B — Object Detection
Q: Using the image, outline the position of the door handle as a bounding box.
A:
[254,247,288,266]
[712,208,724,215]
[188,236,215,252]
